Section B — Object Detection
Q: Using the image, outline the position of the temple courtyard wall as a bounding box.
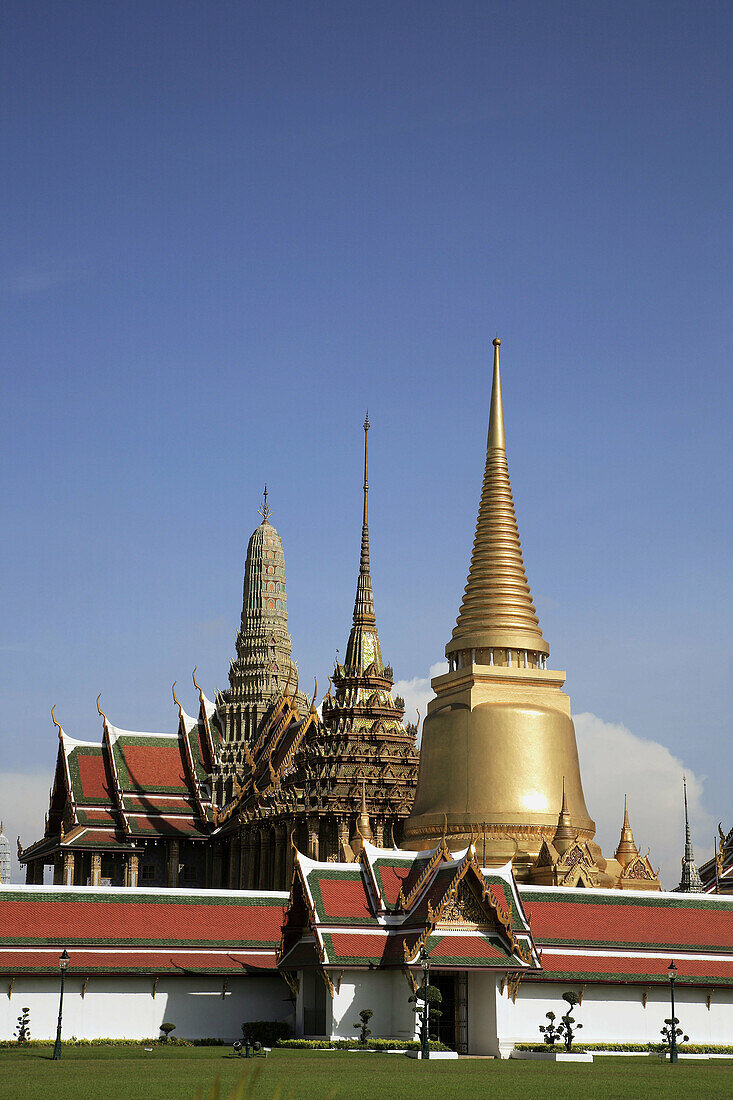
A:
[0,973,291,1041]
[496,980,733,1056]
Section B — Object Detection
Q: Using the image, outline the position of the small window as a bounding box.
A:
[141,864,156,882]
[181,865,198,884]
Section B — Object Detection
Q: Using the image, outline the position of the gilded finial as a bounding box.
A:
[310,678,318,713]
[51,705,63,741]
[191,666,206,708]
[290,828,298,852]
[96,694,108,727]
[171,681,183,720]
[258,484,271,523]
[17,837,23,858]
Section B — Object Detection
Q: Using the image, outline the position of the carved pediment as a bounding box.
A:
[534,840,557,868]
[622,855,657,882]
[437,879,494,930]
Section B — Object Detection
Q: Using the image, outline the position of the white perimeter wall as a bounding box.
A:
[0,974,292,1041]
[329,970,418,1042]
[496,981,733,1055]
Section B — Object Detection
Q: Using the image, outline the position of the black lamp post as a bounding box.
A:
[52,950,70,1061]
[667,960,678,1064]
[419,946,430,1060]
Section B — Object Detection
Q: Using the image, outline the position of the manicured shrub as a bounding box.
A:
[15,1008,31,1044]
[353,1009,373,1044]
[159,1022,176,1043]
[276,1038,451,1052]
[241,1021,293,1046]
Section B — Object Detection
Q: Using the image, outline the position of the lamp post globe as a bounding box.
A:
[667,960,678,1064]
[52,950,70,1061]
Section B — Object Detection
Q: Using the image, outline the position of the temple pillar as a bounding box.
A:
[228,836,239,889]
[307,815,319,860]
[126,853,139,888]
[166,840,180,888]
[273,825,286,889]
[36,862,45,884]
[91,853,102,887]
[24,862,33,885]
[63,852,75,886]
[338,817,350,859]
[238,830,247,889]
[373,820,384,848]
[212,845,223,889]
[257,831,266,889]
[285,821,295,886]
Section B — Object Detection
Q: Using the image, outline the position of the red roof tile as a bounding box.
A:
[308,872,372,923]
[523,894,733,954]
[77,754,111,801]
[121,745,187,790]
[534,952,733,986]
[0,949,278,974]
[0,890,286,947]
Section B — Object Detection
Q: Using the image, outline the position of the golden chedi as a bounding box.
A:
[402,338,607,880]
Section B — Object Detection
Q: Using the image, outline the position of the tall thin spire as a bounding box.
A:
[448,337,548,658]
[677,776,704,893]
[352,413,376,626]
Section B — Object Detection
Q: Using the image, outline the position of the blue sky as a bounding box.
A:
[1,2,730,882]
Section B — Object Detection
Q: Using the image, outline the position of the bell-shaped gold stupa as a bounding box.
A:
[403,338,604,879]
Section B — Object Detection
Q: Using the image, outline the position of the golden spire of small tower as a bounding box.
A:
[615,795,640,868]
[447,337,548,660]
[352,413,376,626]
[350,779,373,856]
[553,778,575,855]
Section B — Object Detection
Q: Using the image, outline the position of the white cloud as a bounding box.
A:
[574,712,714,890]
[394,662,448,736]
[0,772,52,883]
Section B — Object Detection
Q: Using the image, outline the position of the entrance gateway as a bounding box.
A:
[431,971,468,1053]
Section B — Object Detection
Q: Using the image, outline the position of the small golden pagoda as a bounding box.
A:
[402,338,606,880]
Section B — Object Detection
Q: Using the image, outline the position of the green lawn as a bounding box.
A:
[3,1046,733,1100]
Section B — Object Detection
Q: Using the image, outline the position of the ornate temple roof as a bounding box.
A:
[700,823,733,895]
[277,840,538,985]
[19,688,216,865]
[0,884,287,974]
[520,884,733,986]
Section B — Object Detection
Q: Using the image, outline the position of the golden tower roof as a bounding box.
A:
[614,795,640,868]
[447,339,549,658]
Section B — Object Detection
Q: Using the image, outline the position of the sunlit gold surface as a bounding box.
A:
[403,338,604,880]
